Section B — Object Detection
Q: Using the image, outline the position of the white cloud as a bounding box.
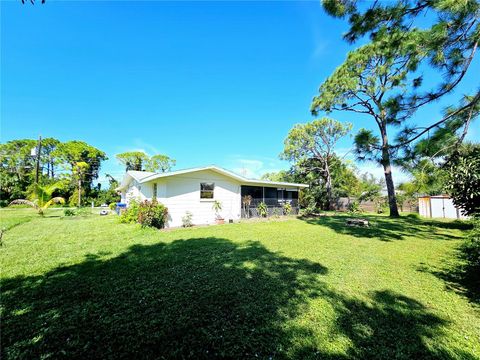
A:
[226,156,288,179]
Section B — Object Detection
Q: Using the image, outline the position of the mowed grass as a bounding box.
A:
[1,209,479,359]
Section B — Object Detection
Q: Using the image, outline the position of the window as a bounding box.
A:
[200,183,214,199]
[153,183,157,199]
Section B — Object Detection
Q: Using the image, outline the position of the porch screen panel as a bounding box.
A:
[264,187,278,206]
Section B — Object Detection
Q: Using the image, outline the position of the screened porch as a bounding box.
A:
[240,185,299,218]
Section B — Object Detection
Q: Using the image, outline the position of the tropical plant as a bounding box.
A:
[212,200,223,219]
[257,202,268,218]
[9,197,65,216]
[444,143,480,216]
[242,195,252,218]
[64,208,76,216]
[283,202,292,216]
[182,211,193,227]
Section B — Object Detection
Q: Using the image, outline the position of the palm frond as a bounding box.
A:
[43,197,65,209]
[9,199,39,209]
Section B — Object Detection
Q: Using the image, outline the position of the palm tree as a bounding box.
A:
[10,182,65,216]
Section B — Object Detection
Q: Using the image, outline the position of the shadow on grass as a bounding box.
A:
[300,214,470,242]
[1,237,466,359]
[417,249,480,306]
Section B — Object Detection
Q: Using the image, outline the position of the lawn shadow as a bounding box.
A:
[417,249,480,307]
[1,236,465,359]
[300,214,469,242]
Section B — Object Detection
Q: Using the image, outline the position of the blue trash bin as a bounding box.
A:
[116,203,127,215]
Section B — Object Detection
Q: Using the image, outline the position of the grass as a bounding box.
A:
[1,209,479,359]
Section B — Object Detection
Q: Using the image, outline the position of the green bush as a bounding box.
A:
[257,202,268,218]
[283,203,292,215]
[347,201,361,214]
[462,215,480,269]
[137,200,168,229]
[109,203,117,211]
[64,208,76,217]
[119,200,140,224]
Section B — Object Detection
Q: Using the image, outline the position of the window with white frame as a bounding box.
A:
[200,183,214,199]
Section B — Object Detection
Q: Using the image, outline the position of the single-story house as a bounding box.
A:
[418,195,468,219]
[116,165,308,227]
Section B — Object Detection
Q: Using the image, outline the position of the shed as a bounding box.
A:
[418,195,468,219]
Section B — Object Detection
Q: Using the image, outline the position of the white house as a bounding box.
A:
[116,165,309,228]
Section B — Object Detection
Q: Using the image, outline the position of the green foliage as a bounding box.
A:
[64,208,76,217]
[137,200,168,229]
[144,154,176,173]
[257,202,268,218]
[445,144,480,216]
[347,201,362,215]
[283,202,292,216]
[119,200,140,224]
[260,170,293,182]
[116,151,149,171]
[182,211,193,227]
[281,118,352,210]
[314,0,480,216]
[109,203,117,211]
[462,215,480,269]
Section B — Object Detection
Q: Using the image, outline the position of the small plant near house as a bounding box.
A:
[137,200,168,229]
[283,202,292,216]
[212,200,224,224]
[64,208,76,217]
[119,200,140,224]
[182,211,193,227]
[272,207,281,218]
[257,202,268,218]
[242,195,252,218]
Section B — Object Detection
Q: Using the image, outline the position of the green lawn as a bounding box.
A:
[1,209,479,359]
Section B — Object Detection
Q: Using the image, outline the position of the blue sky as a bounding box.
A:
[2,1,479,187]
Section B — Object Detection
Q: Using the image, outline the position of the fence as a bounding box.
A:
[333,197,417,213]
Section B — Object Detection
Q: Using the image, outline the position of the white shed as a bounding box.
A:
[418,195,468,219]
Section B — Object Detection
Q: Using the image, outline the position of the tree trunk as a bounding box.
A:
[380,127,400,217]
[78,179,82,207]
[325,164,333,210]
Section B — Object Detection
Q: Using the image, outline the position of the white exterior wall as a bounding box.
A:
[142,170,242,228]
[123,179,143,205]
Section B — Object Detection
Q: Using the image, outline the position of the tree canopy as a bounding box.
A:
[281,118,352,209]
[312,0,480,216]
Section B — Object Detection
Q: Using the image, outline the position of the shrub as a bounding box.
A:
[119,200,140,224]
[137,200,168,229]
[272,207,281,218]
[347,201,361,214]
[257,202,268,218]
[182,211,193,227]
[109,203,117,211]
[64,208,76,216]
[283,202,292,215]
[462,215,480,269]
